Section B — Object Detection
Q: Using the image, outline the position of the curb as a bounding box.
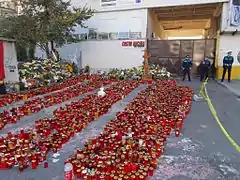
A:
[215,80,240,97]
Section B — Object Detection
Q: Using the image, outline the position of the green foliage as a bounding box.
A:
[84,65,90,73]
[16,43,28,61]
[43,73,54,79]
[0,0,94,57]
[28,44,36,60]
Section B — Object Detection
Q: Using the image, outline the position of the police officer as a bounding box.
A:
[221,51,234,82]
[200,56,211,81]
[182,55,192,81]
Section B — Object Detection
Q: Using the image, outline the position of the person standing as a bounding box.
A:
[221,51,234,82]
[182,55,192,81]
[200,56,211,81]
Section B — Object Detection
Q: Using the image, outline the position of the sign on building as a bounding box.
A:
[230,0,240,27]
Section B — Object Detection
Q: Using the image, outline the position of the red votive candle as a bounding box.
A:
[31,160,37,169]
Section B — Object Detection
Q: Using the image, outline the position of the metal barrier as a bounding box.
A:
[199,78,240,153]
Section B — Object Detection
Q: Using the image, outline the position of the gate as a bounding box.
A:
[147,39,216,76]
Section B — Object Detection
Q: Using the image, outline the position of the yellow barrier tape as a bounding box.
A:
[199,79,240,153]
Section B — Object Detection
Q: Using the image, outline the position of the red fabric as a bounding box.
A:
[0,41,5,80]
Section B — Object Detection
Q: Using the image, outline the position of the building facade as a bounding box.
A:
[40,0,240,79]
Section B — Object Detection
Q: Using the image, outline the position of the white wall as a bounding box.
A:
[218,34,240,66]
[57,40,145,69]
[74,9,147,37]
[147,10,153,39]
[3,41,19,83]
[221,2,240,32]
[72,0,228,12]
[35,9,147,69]
[146,9,167,39]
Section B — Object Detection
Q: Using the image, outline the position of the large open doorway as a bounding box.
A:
[147,3,222,76]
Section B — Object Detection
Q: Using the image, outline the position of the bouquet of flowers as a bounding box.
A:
[107,64,172,80]
[18,59,74,87]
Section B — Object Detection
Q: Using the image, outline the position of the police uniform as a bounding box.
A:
[221,52,234,82]
[182,57,192,81]
[200,58,211,81]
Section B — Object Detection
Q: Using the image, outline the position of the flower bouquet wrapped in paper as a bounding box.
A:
[19,59,75,87]
[107,64,172,80]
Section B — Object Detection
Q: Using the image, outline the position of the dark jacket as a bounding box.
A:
[182,58,192,69]
[201,59,211,69]
[223,55,234,67]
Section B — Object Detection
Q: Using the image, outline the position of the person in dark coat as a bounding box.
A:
[221,51,234,82]
[200,56,211,81]
[182,55,192,81]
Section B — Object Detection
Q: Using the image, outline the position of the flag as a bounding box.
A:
[0,41,5,80]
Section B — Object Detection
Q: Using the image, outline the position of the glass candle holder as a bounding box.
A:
[44,161,48,168]
[175,130,180,137]
[18,163,25,172]
[31,160,37,169]
[148,167,154,176]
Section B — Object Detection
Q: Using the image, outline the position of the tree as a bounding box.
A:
[0,0,94,59]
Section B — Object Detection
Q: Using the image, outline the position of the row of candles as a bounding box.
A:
[0,75,91,108]
[65,80,193,179]
[0,80,141,171]
[0,76,115,130]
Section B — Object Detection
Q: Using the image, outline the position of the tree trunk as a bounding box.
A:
[28,43,36,60]
[45,43,51,59]
[50,41,54,52]
[16,43,27,62]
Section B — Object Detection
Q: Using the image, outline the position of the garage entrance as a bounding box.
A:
[148,39,215,76]
[147,3,222,76]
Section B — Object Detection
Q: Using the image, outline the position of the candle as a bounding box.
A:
[44,161,48,168]
[31,160,37,169]
[148,167,154,176]
[19,162,25,172]
[131,163,137,172]
[7,132,13,138]
[175,130,180,137]
[95,111,99,119]
[76,169,81,178]
[0,157,7,169]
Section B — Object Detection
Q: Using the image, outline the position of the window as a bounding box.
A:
[101,0,117,6]
[109,32,118,40]
[79,33,88,40]
[117,32,129,40]
[88,29,97,40]
[231,0,240,26]
[129,32,141,39]
[98,32,109,40]
[233,0,240,5]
